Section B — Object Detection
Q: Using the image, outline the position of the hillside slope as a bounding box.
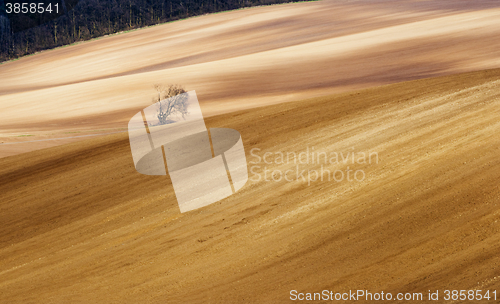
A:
[2,0,500,158]
[1,69,499,303]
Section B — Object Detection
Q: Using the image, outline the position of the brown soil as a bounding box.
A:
[2,0,500,158]
[1,68,499,303]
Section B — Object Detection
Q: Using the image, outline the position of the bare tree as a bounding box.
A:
[152,84,188,125]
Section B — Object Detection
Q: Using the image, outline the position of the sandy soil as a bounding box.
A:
[1,0,500,157]
[0,68,499,303]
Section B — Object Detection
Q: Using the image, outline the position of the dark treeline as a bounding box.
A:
[0,0,311,62]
